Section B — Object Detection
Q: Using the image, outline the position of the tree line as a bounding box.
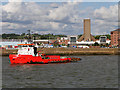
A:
[1,33,67,39]
[93,34,111,40]
[1,33,111,40]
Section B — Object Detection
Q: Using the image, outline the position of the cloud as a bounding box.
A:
[49,2,75,21]
[1,1,118,35]
[2,1,22,13]
[2,1,84,35]
[92,4,118,35]
[94,4,118,21]
[8,0,23,2]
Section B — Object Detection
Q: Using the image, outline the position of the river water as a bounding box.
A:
[2,55,118,88]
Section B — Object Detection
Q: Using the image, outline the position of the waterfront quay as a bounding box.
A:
[1,48,119,56]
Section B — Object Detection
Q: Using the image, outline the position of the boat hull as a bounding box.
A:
[9,54,71,64]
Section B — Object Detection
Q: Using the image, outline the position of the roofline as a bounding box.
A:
[111,29,120,32]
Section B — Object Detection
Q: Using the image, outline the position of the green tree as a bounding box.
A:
[78,34,82,39]
[93,42,99,46]
[21,33,25,36]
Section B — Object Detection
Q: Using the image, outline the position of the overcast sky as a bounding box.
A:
[1,0,118,35]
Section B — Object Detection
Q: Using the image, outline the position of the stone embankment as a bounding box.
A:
[1,48,119,56]
[39,48,119,55]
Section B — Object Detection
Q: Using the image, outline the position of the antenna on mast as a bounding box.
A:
[27,30,32,43]
[27,30,30,37]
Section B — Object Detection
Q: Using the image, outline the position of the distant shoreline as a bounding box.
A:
[1,48,119,56]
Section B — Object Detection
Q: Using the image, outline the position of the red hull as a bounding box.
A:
[9,54,71,64]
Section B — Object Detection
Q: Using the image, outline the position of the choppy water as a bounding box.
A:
[2,55,118,88]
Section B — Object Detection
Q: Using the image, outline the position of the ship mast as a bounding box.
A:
[27,30,32,44]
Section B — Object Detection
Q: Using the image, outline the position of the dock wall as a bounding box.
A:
[38,48,119,55]
[1,48,119,56]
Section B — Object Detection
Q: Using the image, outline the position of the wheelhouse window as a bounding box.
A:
[18,45,22,48]
[23,45,27,47]
[29,45,34,47]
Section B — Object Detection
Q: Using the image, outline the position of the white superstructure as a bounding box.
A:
[18,46,34,55]
[17,44,38,56]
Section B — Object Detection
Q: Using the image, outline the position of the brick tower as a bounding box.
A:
[78,19,95,41]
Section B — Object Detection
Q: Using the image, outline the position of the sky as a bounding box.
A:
[1,0,119,35]
[1,0,120,2]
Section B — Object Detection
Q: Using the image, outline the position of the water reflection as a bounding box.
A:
[10,62,69,67]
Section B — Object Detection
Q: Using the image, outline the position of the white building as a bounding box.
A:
[67,35,78,44]
[67,35,111,45]
[0,41,25,46]
[96,36,111,44]
[60,37,68,40]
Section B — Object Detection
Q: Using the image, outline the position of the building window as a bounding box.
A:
[70,37,76,42]
[100,36,106,42]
